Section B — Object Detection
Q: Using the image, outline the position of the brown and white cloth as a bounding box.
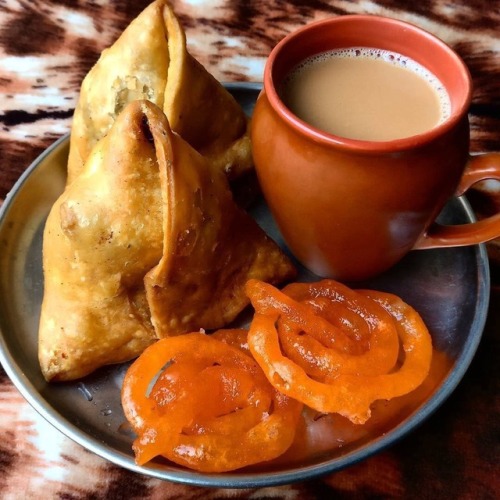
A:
[1,1,499,498]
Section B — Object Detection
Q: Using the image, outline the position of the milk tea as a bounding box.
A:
[280,48,451,141]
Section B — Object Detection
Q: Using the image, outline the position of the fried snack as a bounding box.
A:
[121,333,303,472]
[211,328,250,353]
[246,279,433,424]
[143,103,295,338]
[67,0,251,185]
[39,101,295,381]
[246,280,400,376]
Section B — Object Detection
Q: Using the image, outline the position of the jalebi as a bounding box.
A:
[246,279,432,424]
[121,332,303,472]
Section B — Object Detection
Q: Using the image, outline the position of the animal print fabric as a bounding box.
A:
[0,1,499,498]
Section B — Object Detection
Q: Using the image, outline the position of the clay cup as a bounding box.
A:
[251,15,500,281]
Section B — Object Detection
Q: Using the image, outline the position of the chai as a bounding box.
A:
[279,48,451,141]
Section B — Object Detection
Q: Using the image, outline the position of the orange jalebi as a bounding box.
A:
[245,279,433,424]
[121,332,303,472]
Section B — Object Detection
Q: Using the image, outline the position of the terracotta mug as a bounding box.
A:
[250,15,500,281]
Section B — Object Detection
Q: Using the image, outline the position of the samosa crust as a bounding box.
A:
[67,0,251,186]
[39,101,294,381]
[141,105,295,336]
[39,104,164,381]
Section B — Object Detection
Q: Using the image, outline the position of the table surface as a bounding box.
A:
[0,1,499,498]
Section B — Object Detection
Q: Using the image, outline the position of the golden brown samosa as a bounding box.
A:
[67,0,251,186]
[39,100,294,381]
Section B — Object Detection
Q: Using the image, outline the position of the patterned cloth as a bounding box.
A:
[0,1,499,498]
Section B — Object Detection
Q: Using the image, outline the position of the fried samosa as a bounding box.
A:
[39,100,295,381]
[67,0,251,186]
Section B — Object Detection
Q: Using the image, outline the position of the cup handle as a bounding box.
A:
[415,153,500,249]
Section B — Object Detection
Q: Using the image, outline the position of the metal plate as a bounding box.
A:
[0,83,490,488]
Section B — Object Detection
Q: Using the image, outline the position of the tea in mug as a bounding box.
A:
[279,48,451,141]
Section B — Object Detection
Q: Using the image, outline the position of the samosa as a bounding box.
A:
[67,0,251,185]
[39,100,294,382]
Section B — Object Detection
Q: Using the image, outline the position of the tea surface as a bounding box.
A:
[280,48,450,141]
